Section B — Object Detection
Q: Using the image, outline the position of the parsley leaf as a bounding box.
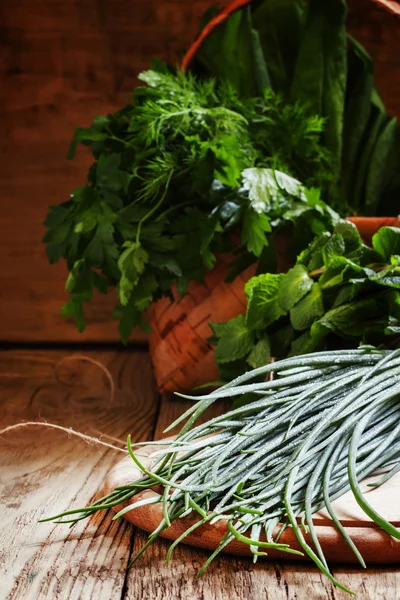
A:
[241,208,271,256]
[117,242,149,306]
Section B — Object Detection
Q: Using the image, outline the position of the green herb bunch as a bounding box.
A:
[44,65,335,340]
[211,223,400,381]
[42,347,400,594]
[193,0,400,214]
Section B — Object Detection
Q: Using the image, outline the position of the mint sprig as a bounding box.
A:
[211,224,400,380]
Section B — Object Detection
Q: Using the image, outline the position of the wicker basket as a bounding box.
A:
[148,0,400,394]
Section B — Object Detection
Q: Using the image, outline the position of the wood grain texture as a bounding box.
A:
[125,536,400,600]
[0,0,399,343]
[0,0,222,342]
[0,350,158,599]
[122,393,400,600]
[1,353,400,598]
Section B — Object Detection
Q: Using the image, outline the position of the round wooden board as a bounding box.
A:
[105,442,400,564]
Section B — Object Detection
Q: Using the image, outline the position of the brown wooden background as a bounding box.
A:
[1,0,399,343]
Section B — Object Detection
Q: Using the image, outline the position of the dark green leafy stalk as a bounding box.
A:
[290,0,325,116]
[363,117,398,216]
[195,7,267,97]
[43,348,400,595]
[211,223,400,381]
[291,0,347,204]
[250,27,271,93]
[376,127,400,216]
[321,0,347,189]
[252,0,305,95]
[342,38,373,201]
[352,107,386,211]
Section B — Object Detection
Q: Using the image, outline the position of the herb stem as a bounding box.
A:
[136,171,173,244]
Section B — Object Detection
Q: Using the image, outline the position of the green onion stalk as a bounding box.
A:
[43,347,400,594]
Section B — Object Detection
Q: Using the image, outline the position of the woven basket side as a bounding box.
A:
[148,261,256,393]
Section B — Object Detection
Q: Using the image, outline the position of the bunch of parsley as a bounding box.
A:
[44,65,335,340]
[211,223,400,381]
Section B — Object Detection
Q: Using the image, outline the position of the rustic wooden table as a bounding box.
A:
[1,349,399,599]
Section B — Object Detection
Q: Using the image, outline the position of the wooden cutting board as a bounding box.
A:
[105,442,400,564]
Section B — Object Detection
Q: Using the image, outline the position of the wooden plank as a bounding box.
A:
[124,538,400,599]
[0,0,399,343]
[2,353,399,598]
[122,393,400,600]
[0,0,220,343]
[0,350,159,599]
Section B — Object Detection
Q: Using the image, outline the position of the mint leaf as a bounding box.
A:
[318,298,378,336]
[290,283,324,331]
[322,233,345,265]
[388,291,400,319]
[333,220,362,253]
[270,324,296,358]
[213,315,255,364]
[245,273,286,329]
[332,281,365,307]
[241,208,271,257]
[372,227,400,262]
[319,256,369,289]
[384,315,400,335]
[218,358,251,383]
[303,187,322,207]
[297,232,331,270]
[370,268,400,289]
[278,265,313,311]
[289,329,324,357]
[247,337,271,369]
